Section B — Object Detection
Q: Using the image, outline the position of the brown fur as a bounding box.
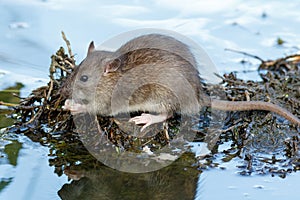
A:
[61,33,300,126]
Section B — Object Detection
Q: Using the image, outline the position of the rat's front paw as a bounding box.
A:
[63,99,87,114]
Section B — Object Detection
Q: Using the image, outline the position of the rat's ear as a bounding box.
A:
[87,41,95,56]
[104,58,121,74]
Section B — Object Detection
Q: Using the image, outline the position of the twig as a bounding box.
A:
[61,31,74,62]
[225,48,265,62]
[15,105,41,110]
[0,101,18,107]
[221,119,243,133]
[0,90,22,93]
[46,79,54,101]
[214,73,224,80]
[25,109,42,124]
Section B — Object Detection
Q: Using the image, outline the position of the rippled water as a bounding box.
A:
[1,0,300,199]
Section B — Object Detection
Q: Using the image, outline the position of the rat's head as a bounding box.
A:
[64,42,124,115]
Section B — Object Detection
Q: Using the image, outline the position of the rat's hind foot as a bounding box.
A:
[129,113,168,132]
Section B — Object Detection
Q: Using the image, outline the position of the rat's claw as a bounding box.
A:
[129,113,168,132]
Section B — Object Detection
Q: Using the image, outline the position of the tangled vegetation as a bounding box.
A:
[2,33,300,177]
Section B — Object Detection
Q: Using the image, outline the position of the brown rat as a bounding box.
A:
[62,33,300,131]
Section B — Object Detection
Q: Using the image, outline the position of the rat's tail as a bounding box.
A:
[210,99,300,127]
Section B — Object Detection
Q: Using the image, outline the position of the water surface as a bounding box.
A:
[1,0,300,199]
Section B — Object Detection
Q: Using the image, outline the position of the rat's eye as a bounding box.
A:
[80,75,89,82]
